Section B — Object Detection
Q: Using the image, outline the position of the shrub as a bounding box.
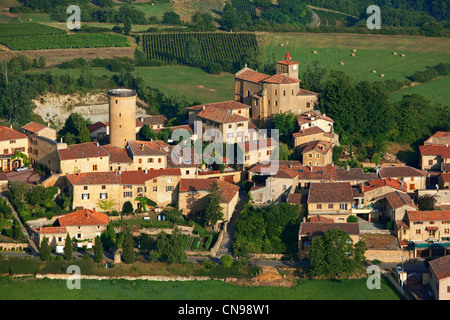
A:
[122,201,134,215]
[386,221,394,230]
[221,255,233,268]
[148,250,160,262]
[371,259,382,265]
[347,215,359,223]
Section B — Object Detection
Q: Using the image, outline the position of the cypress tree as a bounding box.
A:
[94,235,103,263]
[39,236,51,261]
[122,227,135,264]
[64,234,73,261]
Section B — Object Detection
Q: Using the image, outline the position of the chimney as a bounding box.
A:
[9,124,12,129]
[96,141,99,147]
[346,164,350,171]
[60,138,63,143]
[47,122,50,127]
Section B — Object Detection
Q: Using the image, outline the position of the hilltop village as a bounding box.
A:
[1,53,449,299]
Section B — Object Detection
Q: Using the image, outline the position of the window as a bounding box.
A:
[228,124,232,129]
[445,229,449,234]
[58,237,62,242]
[119,113,122,117]
[414,221,423,225]
[275,90,277,96]
[416,229,421,234]
[283,91,286,96]
[328,204,333,209]
[153,186,157,192]
[316,154,320,158]
[149,158,154,163]
[167,178,172,183]
[100,193,108,199]
[411,177,414,182]
[84,186,88,190]
[166,186,174,192]
[340,204,348,210]
[410,184,415,190]
[102,185,106,190]
[186,170,190,175]
[158,158,162,163]
[77,233,82,239]
[137,187,143,193]
[82,193,89,200]
[428,160,433,165]
[316,204,322,209]
[93,164,98,171]
[282,185,287,191]
[139,159,142,164]
[123,192,132,198]
[309,154,313,158]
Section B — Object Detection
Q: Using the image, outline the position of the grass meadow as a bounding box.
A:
[0,276,402,300]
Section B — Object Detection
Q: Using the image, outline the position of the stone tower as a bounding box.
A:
[275,51,299,79]
[108,88,137,148]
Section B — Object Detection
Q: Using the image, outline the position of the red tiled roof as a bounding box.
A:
[407,210,450,222]
[308,182,354,203]
[292,126,326,138]
[58,142,109,161]
[419,144,450,159]
[0,126,27,141]
[136,115,167,127]
[67,171,121,186]
[127,140,169,157]
[384,191,416,210]
[235,69,271,83]
[297,140,332,155]
[196,106,249,124]
[424,131,450,144]
[102,144,133,163]
[57,209,109,226]
[238,138,276,153]
[155,124,193,134]
[299,222,360,236]
[378,166,427,178]
[37,226,67,234]
[21,122,47,134]
[120,168,181,185]
[429,255,450,280]
[179,178,239,203]
[262,74,300,84]
[362,178,407,193]
[287,193,304,204]
[188,101,250,112]
[297,88,319,96]
[87,121,108,134]
[67,169,181,186]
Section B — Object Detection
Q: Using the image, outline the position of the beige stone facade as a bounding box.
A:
[108,89,137,148]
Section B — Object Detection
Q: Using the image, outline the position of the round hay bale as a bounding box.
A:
[380,74,385,77]
[372,70,376,73]
[393,52,397,55]
[401,54,405,57]
[352,49,357,52]
[313,50,317,54]
[351,53,355,56]
[28,19,32,21]
[280,43,284,47]
[340,61,344,65]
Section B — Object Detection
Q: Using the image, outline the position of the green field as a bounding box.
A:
[0,276,402,300]
[0,23,66,36]
[133,66,235,103]
[134,1,173,18]
[0,33,129,50]
[390,75,450,105]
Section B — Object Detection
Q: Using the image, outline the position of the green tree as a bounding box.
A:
[205,181,224,226]
[38,56,46,68]
[301,60,327,93]
[94,235,103,263]
[156,227,187,264]
[191,12,215,31]
[122,201,134,215]
[39,236,51,261]
[220,254,233,267]
[122,227,135,264]
[64,234,73,260]
[0,77,36,125]
[162,11,181,25]
[272,111,297,137]
[139,123,157,140]
[59,113,92,145]
[184,38,201,67]
[310,228,366,279]
[12,220,22,239]
[123,17,131,35]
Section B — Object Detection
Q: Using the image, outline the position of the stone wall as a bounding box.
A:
[0,242,29,251]
[365,249,413,263]
[185,228,225,257]
[248,253,285,260]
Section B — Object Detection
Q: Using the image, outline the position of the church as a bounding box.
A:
[234,51,319,127]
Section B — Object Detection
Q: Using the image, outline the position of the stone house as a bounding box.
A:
[396,210,450,244]
[234,52,318,127]
[87,121,109,141]
[0,125,29,171]
[439,173,450,188]
[420,144,450,171]
[307,182,355,223]
[177,178,239,222]
[296,110,335,133]
[428,254,450,300]
[296,140,333,166]
[377,166,427,192]
[67,168,182,211]
[424,131,450,145]
[30,208,109,249]
[292,126,338,148]
[58,141,110,175]
[135,115,167,133]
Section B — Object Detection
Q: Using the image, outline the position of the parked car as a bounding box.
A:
[14,167,29,172]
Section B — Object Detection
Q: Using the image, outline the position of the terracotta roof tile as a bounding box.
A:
[297,111,334,126]
[188,101,250,112]
[0,126,27,141]
[21,122,47,134]
[308,182,354,203]
[136,115,167,127]
[102,144,133,163]
[262,74,300,84]
[297,88,319,96]
[407,210,450,222]
[384,191,416,210]
[308,216,334,223]
[297,140,332,155]
[127,140,169,157]
[429,255,450,280]
[441,172,450,183]
[378,166,427,178]
[58,142,110,161]
[235,69,271,83]
[57,209,109,226]
[87,121,108,134]
[37,226,67,234]
[362,178,407,193]
[419,144,450,158]
[120,168,181,185]
[67,171,121,186]
[196,106,249,124]
[179,179,239,203]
